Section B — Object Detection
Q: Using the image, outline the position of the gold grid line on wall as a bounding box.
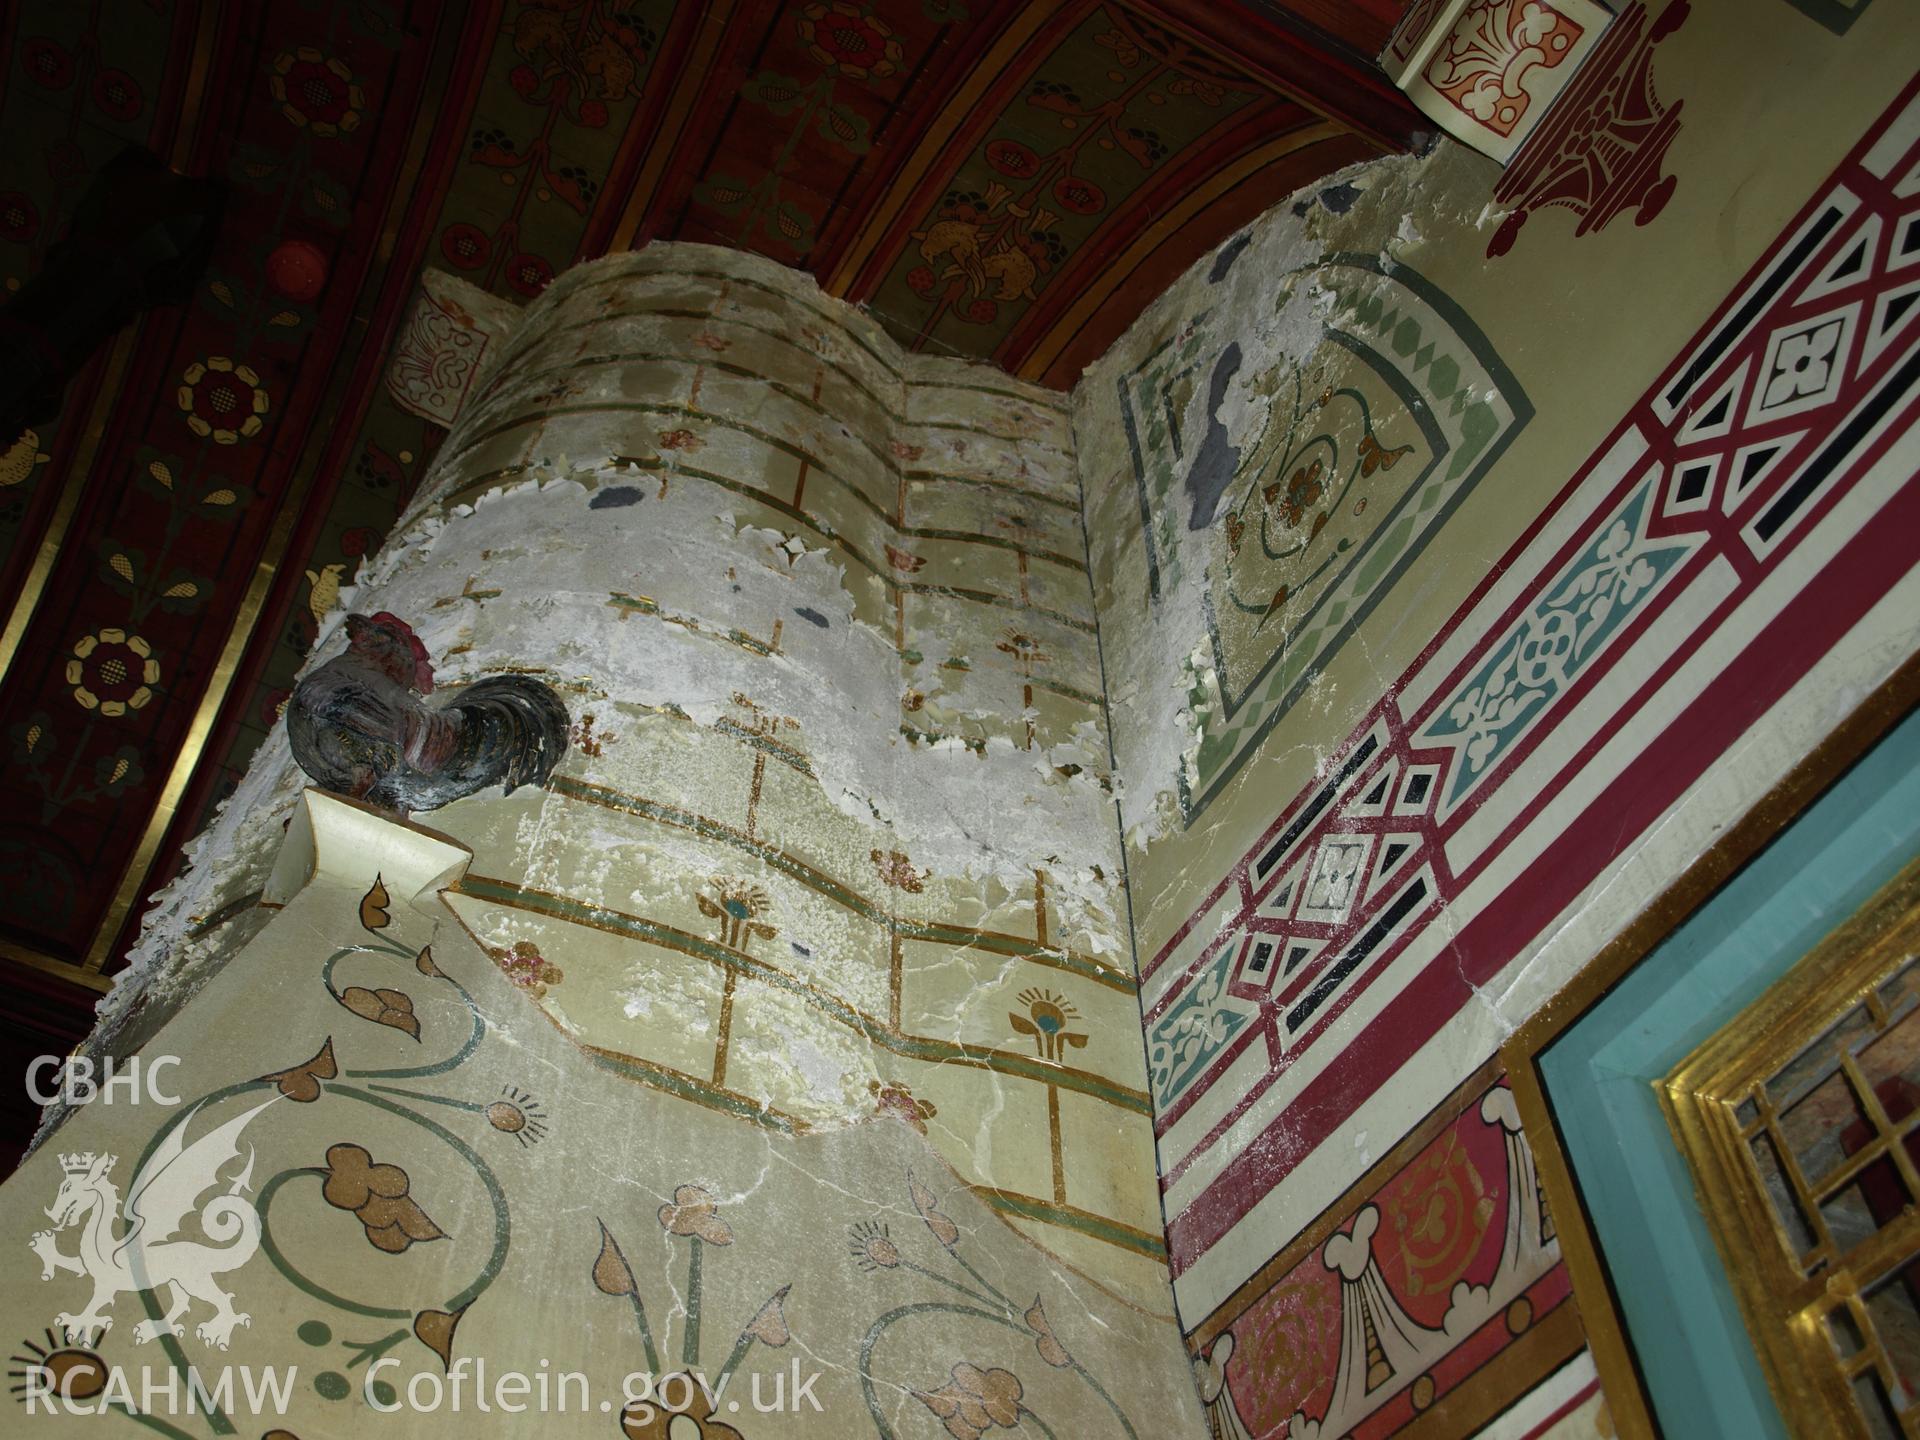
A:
[1663,856,1920,1440]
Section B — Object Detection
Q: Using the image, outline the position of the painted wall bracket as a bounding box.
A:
[287,612,568,813]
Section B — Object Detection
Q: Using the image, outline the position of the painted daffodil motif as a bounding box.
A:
[699,879,776,951]
[1010,987,1088,1064]
[849,1220,900,1271]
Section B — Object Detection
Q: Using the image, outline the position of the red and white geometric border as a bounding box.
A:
[1151,75,1920,1318]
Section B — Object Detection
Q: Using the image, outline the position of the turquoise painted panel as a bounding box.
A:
[1146,940,1249,1109]
[1541,705,1920,1440]
[1418,472,1699,809]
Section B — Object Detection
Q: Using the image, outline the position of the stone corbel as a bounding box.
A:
[265,787,473,911]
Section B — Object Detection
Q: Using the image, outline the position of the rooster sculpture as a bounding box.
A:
[287,611,568,813]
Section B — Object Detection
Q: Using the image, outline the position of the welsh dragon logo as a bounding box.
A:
[29,1097,276,1350]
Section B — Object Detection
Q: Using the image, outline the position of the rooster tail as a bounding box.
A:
[444,674,571,797]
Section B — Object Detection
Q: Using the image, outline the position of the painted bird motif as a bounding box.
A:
[0,428,49,487]
[305,562,346,628]
[287,612,568,814]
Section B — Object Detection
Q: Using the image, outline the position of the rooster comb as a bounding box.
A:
[346,611,435,694]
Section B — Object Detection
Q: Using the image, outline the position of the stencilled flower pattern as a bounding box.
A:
[916,1363,1024,1440]
[0,427,49,486]
[869,1078,937,1133]
[8,711,52,764]
[1167,73,1225,107]
[91,68,142,122]
[592,1182,791,1440]
[178,356,269,445]
[1763,318,1847,410]
[1009,988,1088,1064]
[270,48,364,136]
[1092,26,1142,68]
[870,848,926,893]
[797,2,903,80]
[912,182,1057,322]
[91,744,144,802]
[0,189,36,242]
[320,1143,446,1254]
[510,4,651,107]
[849,1219,900,1271]
[1421,477,1692,798]
[484,1085,549,1147]
[1209,349,1430,702]
[851,1172,1141,1437]
[258,1037,337,1104]
[1265,458,1324,528]
[1450,521,1654,772]
[67,629,159,716]
[619,1380,745,1440]
[1146,943,1247,1108]
[994,629,1048,674]
[1424,0,1583,136]
[1023,1298,1073,1368]
[488,938,564,998]
[505,251,553,297]
[335,983,420,1040]
[909,1170,960,1251]
[21,37,75,89]
[658,1184,734,1246]
[739,1288,790,1346]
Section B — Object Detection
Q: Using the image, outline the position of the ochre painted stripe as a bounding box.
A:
[452,874,1149,1113]
[971,1187,1168,1258]
[546,778,1134,990]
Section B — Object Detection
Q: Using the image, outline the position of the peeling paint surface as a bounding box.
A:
[17,245,1202,1435]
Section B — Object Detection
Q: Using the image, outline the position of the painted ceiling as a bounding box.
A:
[0,0,1418,1093]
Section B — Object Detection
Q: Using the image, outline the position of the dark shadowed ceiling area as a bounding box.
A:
[0,0,1418,1161]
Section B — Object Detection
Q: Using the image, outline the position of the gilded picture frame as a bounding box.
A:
[1500,650,1920,1440]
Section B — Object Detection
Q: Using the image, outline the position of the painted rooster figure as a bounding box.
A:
[287,612,568,813]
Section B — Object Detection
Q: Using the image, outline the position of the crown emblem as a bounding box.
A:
[58,1152,112,1175]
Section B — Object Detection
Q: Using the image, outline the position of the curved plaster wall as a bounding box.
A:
[374,244,1160,1291]
[52,247,1192,1426]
